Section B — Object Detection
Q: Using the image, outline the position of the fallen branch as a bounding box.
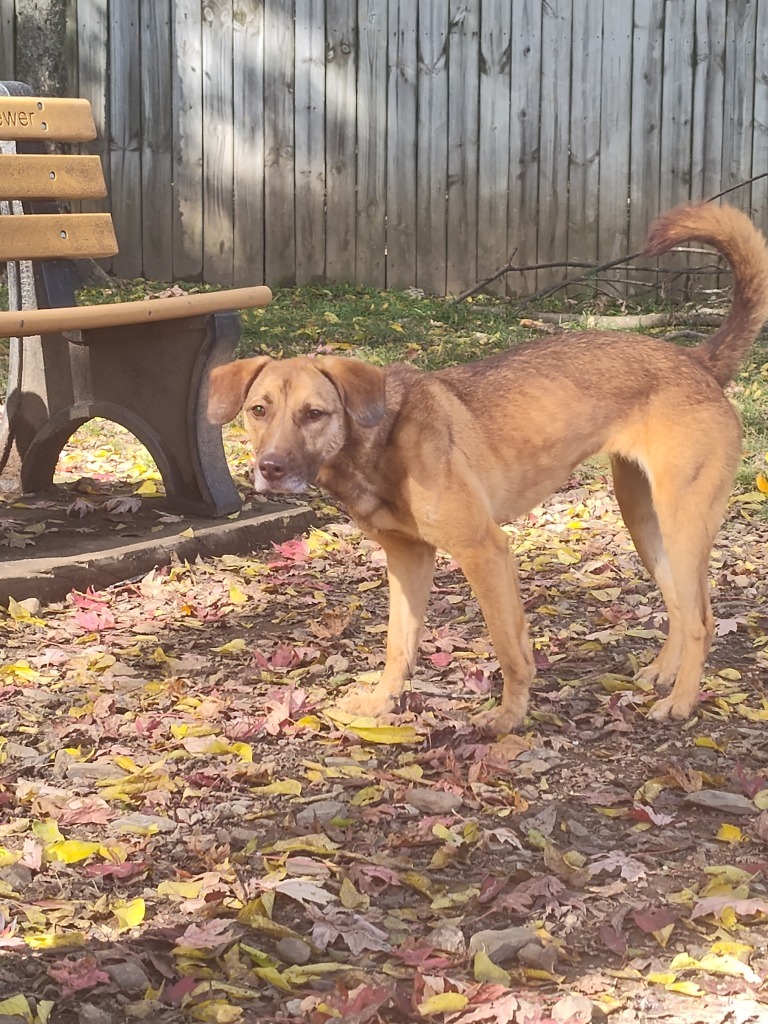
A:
[529,311,726,330]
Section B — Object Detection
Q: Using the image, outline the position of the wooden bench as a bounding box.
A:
[0,81,272,517]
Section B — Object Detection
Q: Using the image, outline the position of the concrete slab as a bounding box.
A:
[0,502,315,606]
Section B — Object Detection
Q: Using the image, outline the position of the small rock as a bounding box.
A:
[276,937,312,965]
[230,827,260,844]
[66,762,125,781]
[518,941,558,973]
[468,926,536,963]
[405,788,463,814]
[0,863,33,888]
[516,758,554,778]
[427,921,466,955]
[17,597,40,615]
[105,960,150,993]
[684,790,758,816]
[551,994,597,1023]
[108,813,177,834]
[296,800,348,830]
[77,1005,114,1024]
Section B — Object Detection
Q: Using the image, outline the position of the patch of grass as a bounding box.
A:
[3,278,765,499]
[237,284,535,369]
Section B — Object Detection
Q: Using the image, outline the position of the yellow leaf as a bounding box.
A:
[756,473,768,494]
[180,527,194,538]
[252,779,302,796]
[339,877,367,909]
[694,736,724,751]
[350,786,382,807]
[25,932,85,950]
[345,724,418,745]
[46,840,102,864]
[652,923,675,947]
[136,479,158,495]
[417,992,469,1016]
[157,879,204,899]
[648,972,676,985]
[717,667,742,681]
[33,820,64,844]
[754,790,768,810]
[213,638,247,653]
[190,1000,244,1023]
[665,981,703,996]
[37,1000,55,1024]
[229,586,248,605]
[253,966,293,992]
[716,823,743,843]
[113,897,145,931]
[0,995,32,1022]
[357,580,382,592]
[473,949,511,985]
[229,742,253,763]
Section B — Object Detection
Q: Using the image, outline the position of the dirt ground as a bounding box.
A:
[0,425,767,1023]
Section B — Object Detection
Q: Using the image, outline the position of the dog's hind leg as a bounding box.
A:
[340,534,436,717]
[641,452,735,721]
[611,455,684,688]
[454,525,536,736]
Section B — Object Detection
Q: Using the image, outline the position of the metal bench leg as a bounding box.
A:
[11,311,243,517]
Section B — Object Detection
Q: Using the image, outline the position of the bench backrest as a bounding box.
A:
[0,89,118,263]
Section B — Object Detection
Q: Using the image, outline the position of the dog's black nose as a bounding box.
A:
[259,456,286,482]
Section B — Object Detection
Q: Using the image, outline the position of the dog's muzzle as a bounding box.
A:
[254,455,310,494]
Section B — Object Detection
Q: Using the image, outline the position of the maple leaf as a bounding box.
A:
[179,917,237,949]
[588,850,647,881]
[309,907,391,955]
[47,956,110,996]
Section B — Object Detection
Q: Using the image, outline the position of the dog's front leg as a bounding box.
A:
[456,526,536,735]
[339,534,436,717]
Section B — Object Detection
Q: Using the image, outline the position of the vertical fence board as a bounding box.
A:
[356,0,387,287]
[477,0,511,295]
[77,0,109,208]
[567,0,602,293]
[691,0,726,293]
[537,0,572,292]
[628,0,664,295]
[263,0,295,287]
[294,0,324,285]
[386,0,417,288]
[0,0,15,80]
[597,2,633,296]
[416,0,448,293]
[202,0,234,284]
[721,0,757,213]
[659,2,695,212]
[173,1,204,281]
[233,0,265,286]
[140,0,173,281]
[508,0,541,296]
[108,0,142,278]
[446,1,479,295]
[752,0,768,224]
[325,0,357,283]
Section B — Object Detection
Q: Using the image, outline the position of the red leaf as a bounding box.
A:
[47,956,110,996]
[631,906,678,933]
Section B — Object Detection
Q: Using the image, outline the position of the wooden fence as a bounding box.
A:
[1,0,767,296]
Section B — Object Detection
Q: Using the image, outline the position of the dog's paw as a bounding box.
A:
[337,686,396,719]
[636,661,677,690]
[471,705,525,737]
[648,693,697,721]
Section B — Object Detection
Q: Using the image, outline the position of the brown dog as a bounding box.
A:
[208,203,768,735]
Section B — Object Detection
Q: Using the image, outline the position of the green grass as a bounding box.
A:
[3,278,767,497]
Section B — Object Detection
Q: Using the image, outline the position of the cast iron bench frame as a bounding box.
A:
[0,81,271,517]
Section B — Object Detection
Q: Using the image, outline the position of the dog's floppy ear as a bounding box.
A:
[317,356,387,427]
[207,356,272,424]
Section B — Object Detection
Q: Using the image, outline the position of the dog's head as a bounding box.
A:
[208,355,387,493]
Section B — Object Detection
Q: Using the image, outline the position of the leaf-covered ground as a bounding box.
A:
[0,419,767,1024]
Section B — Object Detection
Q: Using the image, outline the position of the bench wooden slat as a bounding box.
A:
[0,97,96,142]
[0,212,118,260]
[0,154,107,200]
[0,285,273,338]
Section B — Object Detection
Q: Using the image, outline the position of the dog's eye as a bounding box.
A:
[249,404,267,419]
[306,408,327,422]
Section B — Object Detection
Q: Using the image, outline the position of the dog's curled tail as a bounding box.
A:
[644,202,768,387]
